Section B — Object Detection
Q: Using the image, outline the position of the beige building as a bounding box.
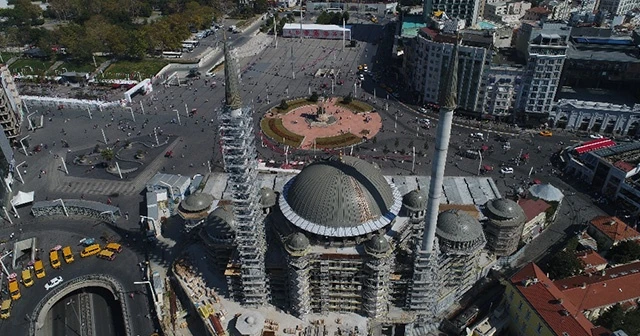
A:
[517,198,550,242]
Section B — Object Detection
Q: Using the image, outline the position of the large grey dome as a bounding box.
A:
[259,188,277,208]
[285,232,310,254]
[203,206,235,240]
[280,156,402,237]
[365,234,391,255]
[403,189,427,212]
[436,209,485,243]
[181,193,214,212]
[485,198,526,221]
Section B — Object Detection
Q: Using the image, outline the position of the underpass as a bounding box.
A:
[43,287,122,336]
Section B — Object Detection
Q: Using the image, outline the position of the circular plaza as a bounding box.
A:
[260,95,382,150]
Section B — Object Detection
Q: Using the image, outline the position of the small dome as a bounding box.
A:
[181,193,214,212]
[403,189,427,212]
[259,188,277,208]
[436,209,485,243]
[485,198,525,220]
[365,234,390,255]
[203,206,235,240]
[245,316,255,325]
[285,232,310,252]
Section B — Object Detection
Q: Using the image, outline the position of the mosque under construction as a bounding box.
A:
[180,41,528,333]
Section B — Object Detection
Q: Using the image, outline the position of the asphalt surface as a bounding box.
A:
[0,219,155,336]
[2,13,618,335]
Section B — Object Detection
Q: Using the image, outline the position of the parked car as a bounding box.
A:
[500,167,514,174]
[470,132,484,139]
[45,276,64,291]
[589,133,604,139]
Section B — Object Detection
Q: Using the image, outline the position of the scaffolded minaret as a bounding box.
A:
[407,35,460,334]
[219,43,269,306]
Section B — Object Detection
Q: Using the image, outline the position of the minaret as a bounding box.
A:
[407,35,460,333]
[422,35,459,252]
[219,42,269,306]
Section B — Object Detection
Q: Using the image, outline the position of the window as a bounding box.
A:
[518,301,523,311]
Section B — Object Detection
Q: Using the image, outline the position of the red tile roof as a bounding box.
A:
[589,216,640,243]
[613,160,635,172]
[555,261,640,311]
[527,6,552,14]
[510,263,602,336]
[575,250,607,273]
[518,199,551,222]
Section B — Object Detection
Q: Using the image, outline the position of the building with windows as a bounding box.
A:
[483,65,523,118]
[550,99,640,133]
[514,21,569,119]
[403,28,493,113]
[565,141,640,214]
[504,263,610,336]
[423,0,482,26]
[0,65,23,140]
[587,215,640,250]
[483,1,531,25]
[599,0,639,15]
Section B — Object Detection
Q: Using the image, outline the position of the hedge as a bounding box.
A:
[315,133,363,149]
[260,118,304,147]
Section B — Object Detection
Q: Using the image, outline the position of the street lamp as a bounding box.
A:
[15,161,26,184]
[477,150,483,176]
[26,112,36,130]
[53,199,69,217]
[125,107,135,122]
[134,281,163,318]
[0,251,12,277]
[19,135,30,157]
[172,109,181,125]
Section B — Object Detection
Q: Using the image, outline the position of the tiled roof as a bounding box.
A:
[510,263,601,336]
[575,250,607,273]
[518,198,551,222]
[555,261,640,311]
[589,216,640,243]
[527,6,552,14]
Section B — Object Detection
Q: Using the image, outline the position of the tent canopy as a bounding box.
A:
[11,191,34,206]
[528,183,563,202]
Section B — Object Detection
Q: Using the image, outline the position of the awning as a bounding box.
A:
[575,139,615,154]
[11,191,34,206]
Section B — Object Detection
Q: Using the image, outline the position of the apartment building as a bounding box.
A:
[514,21,569,118]
[404,28,493,113]
[483,1,531,25]
[423,0,482,26]
[599,0,640,16]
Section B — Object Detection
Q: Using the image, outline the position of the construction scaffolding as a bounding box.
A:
[219,43,268,307]
[362,254,393,318]
[286,253,311,317]
[0,65,23,140]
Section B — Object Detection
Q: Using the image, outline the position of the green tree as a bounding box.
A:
[253,0,268,14]
[309,91,319,102]
[596,304,625,332]
[545,250,583,279]
[101,148,115,167]
[279,99,289,110]
[343,93,353,104]
[609,240,640,264]
[342,11,349,23]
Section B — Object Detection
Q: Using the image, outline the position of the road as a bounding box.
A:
[3,13,612,335]
[0,219,155,336]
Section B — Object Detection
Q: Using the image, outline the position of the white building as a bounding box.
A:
[599,0,640,15]
[306,1,397,15]
[551,99,640,135]
[514,22,569,119]
[483,1,531,25]
[483,65,523,118]
[282,23,351,40]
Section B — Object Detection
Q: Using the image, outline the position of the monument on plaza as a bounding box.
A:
[312,96,335,125]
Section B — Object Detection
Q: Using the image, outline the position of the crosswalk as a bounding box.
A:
[50,179,139,196]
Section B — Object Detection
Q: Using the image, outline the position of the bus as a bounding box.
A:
[162,51,183,58]
[182,40,200,48]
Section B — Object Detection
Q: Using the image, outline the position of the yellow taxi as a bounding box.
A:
[539,130,553,137]
[21,269,34,287]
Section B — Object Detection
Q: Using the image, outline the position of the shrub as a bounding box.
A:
[342,93,353,104]
[279,99,289,110]
[309,91,319,102]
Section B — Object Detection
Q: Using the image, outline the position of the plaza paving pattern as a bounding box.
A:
[264,97,382,149]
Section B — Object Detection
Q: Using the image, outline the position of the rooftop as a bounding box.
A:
[555,261,640,310]
[575,249,608,273]
[589,216,640,243]
[510,263,602,336]
[517,198,551,222]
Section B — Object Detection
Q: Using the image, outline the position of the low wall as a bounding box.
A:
[31,274,132,336]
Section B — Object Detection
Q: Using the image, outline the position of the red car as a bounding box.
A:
[165,151,173,158]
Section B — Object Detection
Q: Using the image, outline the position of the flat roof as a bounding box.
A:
[282,23,351,31]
